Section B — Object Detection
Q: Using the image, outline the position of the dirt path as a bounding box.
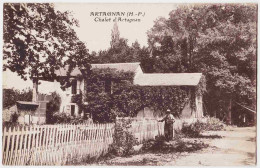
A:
[165,126,256,166]
[96,126,256,166]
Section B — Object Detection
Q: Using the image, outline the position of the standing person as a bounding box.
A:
[158,109,175,141]
[84,113,93,125]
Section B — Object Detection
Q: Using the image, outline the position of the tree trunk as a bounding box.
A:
[32,78,38,102]
[226,98,232,125]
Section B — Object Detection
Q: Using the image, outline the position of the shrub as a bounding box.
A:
[2,121,20,128]
[181,121,203,137]
[181,118,225,137]
[51,112,86,124]
[142,135,209,153]
[204,117,225,131]
[11,112,19,123]
[46,92,61,124]
[70,116,85,124]
[108,118,138,156]
[52,112,72,124]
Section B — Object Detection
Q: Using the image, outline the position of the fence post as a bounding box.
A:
[2,122,118,166]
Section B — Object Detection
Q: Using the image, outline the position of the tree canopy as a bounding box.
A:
[3,3,91,81]
[93,22,150,70]
[3,88,32,109]
[147,4,257,118]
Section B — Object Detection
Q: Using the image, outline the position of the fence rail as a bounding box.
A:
[131,119,164,143]
[2,118,201,165]
[2,123,115,165]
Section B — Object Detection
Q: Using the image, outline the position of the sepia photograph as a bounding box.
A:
[1,2,257,166]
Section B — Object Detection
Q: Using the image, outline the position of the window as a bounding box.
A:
[71,80,77,94]
[71,105,75,116]
[24,114,31,125]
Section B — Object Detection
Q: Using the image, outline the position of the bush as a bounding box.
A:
[142,135,209,153]
[181,121,203,137]
[52,112,72,124]
[11,112,19,123]
[204,117,225,131]
[46,92,61,124]
[2,121,20,128]
[70,116,85,124]
[52,112,86,124]
[108,118,138,157]
[181,118,225,137]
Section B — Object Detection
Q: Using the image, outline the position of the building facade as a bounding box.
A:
[34,62,204,122]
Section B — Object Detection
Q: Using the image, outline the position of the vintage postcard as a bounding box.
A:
[2,2,257,166]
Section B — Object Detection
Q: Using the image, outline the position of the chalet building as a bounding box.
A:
[34,62,204,122]
[134,72,203,119]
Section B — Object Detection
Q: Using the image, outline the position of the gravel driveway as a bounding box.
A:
[164,126,256,166]
[91,126,256,166]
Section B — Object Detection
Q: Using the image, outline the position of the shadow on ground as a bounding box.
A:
[196,134,222,139]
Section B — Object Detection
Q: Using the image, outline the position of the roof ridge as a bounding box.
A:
[64,62,141,68]
[134,73,203,86]
[91,62,140,65]
[141,73,202,75]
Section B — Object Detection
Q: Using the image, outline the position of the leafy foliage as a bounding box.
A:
[141,135,209,153]
[46,92,61,124]
[3,88,32,109]
[52,112,72,124]
[108,118,138,156]
[203,117,226,131]
[3,3,91,83]
[147,4,257,119]
[79,68,202,123]
[11,113,19,123]
[84,68,135,122]
[51,111,85,124]
[181,118,225,137]
[92,23,151,73]
[181,121,204,137]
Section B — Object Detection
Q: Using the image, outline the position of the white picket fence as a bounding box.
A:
[2,123,115,165]
[130,118,205,142]
[131,119,164,143]
[3,118,192,166]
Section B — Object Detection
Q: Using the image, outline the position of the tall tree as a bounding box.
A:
[147,4,257,122]
[3,3,91,92]
[110,22,120,49]
[96,22,151,69]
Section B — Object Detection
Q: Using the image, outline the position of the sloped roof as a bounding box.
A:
[55,62,141,76]
[92,62,140,72]
[16,101,39,111]
[54,62,202,86]
[16,101,39,106]
[134,73,202,86]
[55,67,81,76]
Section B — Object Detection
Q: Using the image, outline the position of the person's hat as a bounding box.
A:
[166,109,171,113]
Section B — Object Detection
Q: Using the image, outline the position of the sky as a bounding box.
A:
[3,3,177,90]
